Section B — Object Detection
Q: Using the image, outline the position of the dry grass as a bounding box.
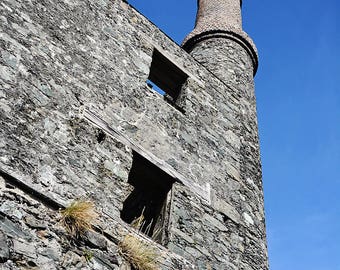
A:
[130,213,145,230]
[129,209,161,240]
[119,234,159,270]
[60,200,98,237]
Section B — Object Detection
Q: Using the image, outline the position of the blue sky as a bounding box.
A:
[128,1,340,269]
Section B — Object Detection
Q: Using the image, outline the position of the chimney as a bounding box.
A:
[183,0,258,75]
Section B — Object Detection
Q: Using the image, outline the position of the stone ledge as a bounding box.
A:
[182,28,258,76]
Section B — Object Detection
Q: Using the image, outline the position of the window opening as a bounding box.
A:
[120,151,175,244]
[147,49,188,104]
[146,79,165,96]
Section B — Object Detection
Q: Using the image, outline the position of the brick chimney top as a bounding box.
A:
[183,0,258,74]
[195,0,242,31]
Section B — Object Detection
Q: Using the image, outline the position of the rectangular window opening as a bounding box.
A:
[120,151,175,245]
[147,49,188,108]
[146,79,165,96]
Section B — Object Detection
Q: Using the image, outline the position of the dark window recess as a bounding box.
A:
[147,49,188,104]
[146,79,165,96]
[120,151,175,244]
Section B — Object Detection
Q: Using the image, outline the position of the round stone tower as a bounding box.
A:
[183,0,258,76]
[183,1,268,269]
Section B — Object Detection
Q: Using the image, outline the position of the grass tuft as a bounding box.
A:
[119,234,159,270]
[83,249,94,262]
[129,209,161,241]
[60,200,98,237]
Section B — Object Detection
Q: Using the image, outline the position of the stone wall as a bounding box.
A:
[0,0,268,269]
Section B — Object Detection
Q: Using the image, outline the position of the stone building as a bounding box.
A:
[0,0,268,269]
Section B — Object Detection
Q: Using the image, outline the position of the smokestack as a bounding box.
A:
[183,0,258,75]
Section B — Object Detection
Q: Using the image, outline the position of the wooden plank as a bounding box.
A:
[81,108,211,204]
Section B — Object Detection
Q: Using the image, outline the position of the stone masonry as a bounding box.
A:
[0,0,268,269]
